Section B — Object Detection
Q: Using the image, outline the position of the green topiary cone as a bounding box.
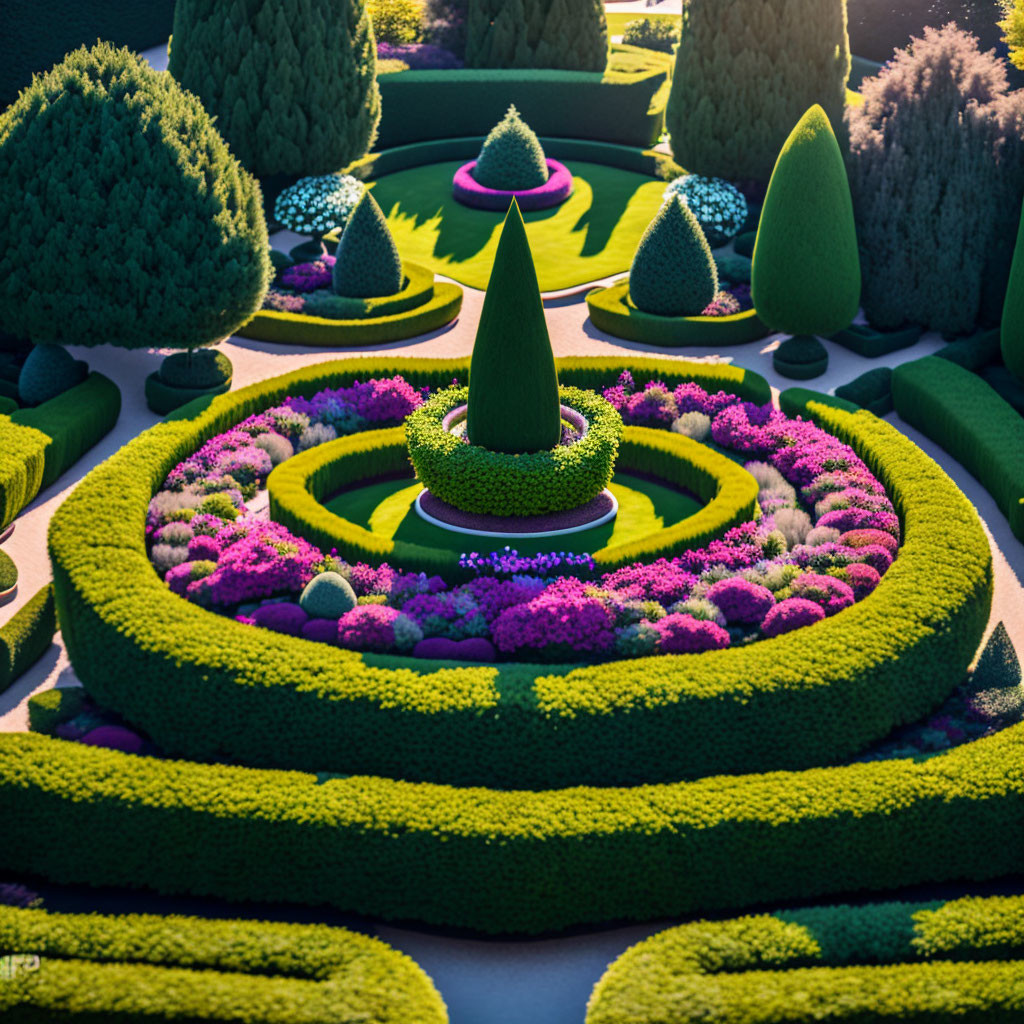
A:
[1001,193,1024,382]
[332,191,404,299]
[473,104,549,191]
[467,200,561,454]
[628,195,719,317]
[752,104,861,338]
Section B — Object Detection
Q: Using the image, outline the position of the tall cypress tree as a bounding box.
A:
[666,0,850,185]
[467,201,561,454]
[168,0,380,178]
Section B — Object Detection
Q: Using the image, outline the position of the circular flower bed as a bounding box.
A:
[452,159,574,212]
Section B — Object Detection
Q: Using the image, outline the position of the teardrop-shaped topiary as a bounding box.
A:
[628,195,719,317]
[467,200,561,454]
[472,105,550,191]
[1001,192,1024,382]
[752,105,861,338]
[332,191,404,299]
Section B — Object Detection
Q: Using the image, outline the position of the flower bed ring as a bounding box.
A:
[441,402,589,442]
[452,159,574,212]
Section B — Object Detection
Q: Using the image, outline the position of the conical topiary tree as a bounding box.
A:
[666,0,850,185]
[628,196,718,317]
[332,192,404,298]
[751,105,861,338]
[168,0,380,178]
[1001,193,1024,382]
[0,43,270,352]
[467,201,561,453]
[473,105,549,190]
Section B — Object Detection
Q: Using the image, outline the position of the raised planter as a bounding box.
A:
[452,158,574,211]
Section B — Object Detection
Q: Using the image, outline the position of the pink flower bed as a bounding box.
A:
[452,159,574,212]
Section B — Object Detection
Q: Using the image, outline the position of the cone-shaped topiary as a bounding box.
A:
[628,196,719,317]
[1002,193,1024,382]
[332,192,404,299]
[0,44,270,352]
[467,201,561,454]
[473,104,550,190]
[168,0,380,178]
[18,345,87,405]
[752,105,861,338]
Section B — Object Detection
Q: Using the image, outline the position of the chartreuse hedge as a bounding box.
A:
[0,905,447,1022]
[0,585,56,696]
[48,359,989,788]
[586,895,1024,1023]
[1,721,1023,933]
[0,373,120,529]
[269,421,758,578]
[892,356,1024,542]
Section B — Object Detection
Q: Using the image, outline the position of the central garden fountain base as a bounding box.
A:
[414,487,618,539]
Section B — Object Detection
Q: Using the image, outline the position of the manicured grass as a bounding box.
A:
[369,161,667,291]
[325,470,703,560]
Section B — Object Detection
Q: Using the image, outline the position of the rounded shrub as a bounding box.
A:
[629,196,718,317]
[773,335,830,380]
[0,550,17,593]
[0,44,270,353]
[332,192,404,299]
[159,351,233,390]
[17,345,86,405]
[368,0,423,44]
[472,104,549,191]
[664,175,748,247]
[299,572,358,619]
[622,17,679,53]
[273,175,365,239]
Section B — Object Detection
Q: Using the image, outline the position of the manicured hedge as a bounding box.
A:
[144,373,233,416]
[0,585,56,696]
[47,364,990,787]
[0,905,447,1022]
[586,280,772,347]
[835,366,894,416]
[0,373,121,529]
[892,356,1024,541]
[268,423,759,578]
[830,323,922,358]
[1,721,1023,933]
[586,894,1024,1023]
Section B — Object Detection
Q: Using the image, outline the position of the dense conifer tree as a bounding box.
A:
[332,192,404,298]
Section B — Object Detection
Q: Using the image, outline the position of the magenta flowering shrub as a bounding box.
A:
[817,507,900,539]
[700,290,742,317]
[761,598,826,638]
[262,288,307,313]
[788,573,855,616]
[601,559,698,604]
[654,613,730,653]
[705,577,774,624]
[839,528,899,556]
[337,605,424,652]
[843,562,882,600]
[280,256,336,292]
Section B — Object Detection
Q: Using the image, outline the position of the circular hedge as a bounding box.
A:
[405,385,624,516]
[773,335,830,380]
[452,159,574,211]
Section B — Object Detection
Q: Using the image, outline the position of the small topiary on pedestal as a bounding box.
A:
[467,200,561,453]
[332,192,404,299]
[473,105,549,190]
[629,195,718,317]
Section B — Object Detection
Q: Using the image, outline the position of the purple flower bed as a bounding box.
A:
[452,159,574,212]
[148,375,899,664]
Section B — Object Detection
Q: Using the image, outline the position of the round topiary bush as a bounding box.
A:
[472,104,550,191]
[0,549,17,596]
[17,345,87,405]
[273,175,365,239]
[159,351,233,390]
[663,174,748,247]
[299,572,358,619]
[332,192,404,299]
[773,335,830,379]
[0,44,271,353]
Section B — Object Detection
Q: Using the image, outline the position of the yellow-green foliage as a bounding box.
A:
[0,585,56,696]
[46,362,989,789]
[586,894,1024,1022]
[0,905,447,1022]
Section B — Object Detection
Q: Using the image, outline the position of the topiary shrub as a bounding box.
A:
[332,192,404,299]
[368,0,424,44]
[0,551,16,594]
[666,0,850,185]
[623,17,679,53]
[753,105,860,338]
[159,351,233,390]
[299,572,358,619]
[629,195,718,317]
[17,345,87,406]
[773,335,830,380]
[272,175,365,240]
[467,200,561,453]
[472,104,549,190]
[168,0,380,178]
[664,175,748,248]
[0,44,270,354]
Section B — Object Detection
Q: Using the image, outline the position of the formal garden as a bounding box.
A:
[1,0,1024,1020]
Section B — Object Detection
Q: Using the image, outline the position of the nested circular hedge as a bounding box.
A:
[406,386,623,516]
[452,158,574,211]
[47,362,991,789]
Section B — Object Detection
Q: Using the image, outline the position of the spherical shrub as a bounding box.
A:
[252,602,309,636]
[338,605,421,652]
[654,614,731,653]
[667,597,727,628]
[615,621,662,658]
[150,544,190,576]
[705,578,774,624]
[622,17,679,53]
[850,543,894,575]
[253,433,294,466]
[473,104,549,191]
[761,597,825,638]
[332,191,403,299]
[0,550,17,592]
[273,175,365,237]
[159,350,233,390]
[281,257,336,293]
[156,522,194,547]
[299,571,358,619]
[671,411,711,441]
[789,572,855,616]
[187,535,220,562]
[771,507,813,549]
[773,335,830,380]
[368,0,423,45]
[817,507,900,539]
[198,493,239,521]
[663,174,748,247]
[840,562,881,600]
[839,528,899,556]
[17,345,87,405]
[297,423,338,452]
[805,526,841,548]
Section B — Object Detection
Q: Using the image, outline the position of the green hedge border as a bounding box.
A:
[268,422,759,579]
[0,373,121,529]
[830,323,923,358]
[0,905,447,1022]
[586,280,772,347]
[0,585,55,697]
[46,365,991,788]
[144,373,232,416]
[892,356,1024,542]
[586,894,1024,1022]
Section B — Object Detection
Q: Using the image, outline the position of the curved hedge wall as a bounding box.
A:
[0,905,447,1022]
[48,363,990,788]
[586,894,1024,1022]
[0,585,56,697]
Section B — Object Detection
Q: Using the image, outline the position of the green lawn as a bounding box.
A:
[326,470,703,560]
[368,160,667,292]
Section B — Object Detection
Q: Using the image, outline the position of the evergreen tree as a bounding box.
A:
[473,105,549,190]
[168,0,380,178]
[629,196,718,317]
[1001,193,1024,380]
[666,0,850,185]
[0,43,269,351]
[333,192,404,298]
[752,105,860,338]
[467,201,561,454]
